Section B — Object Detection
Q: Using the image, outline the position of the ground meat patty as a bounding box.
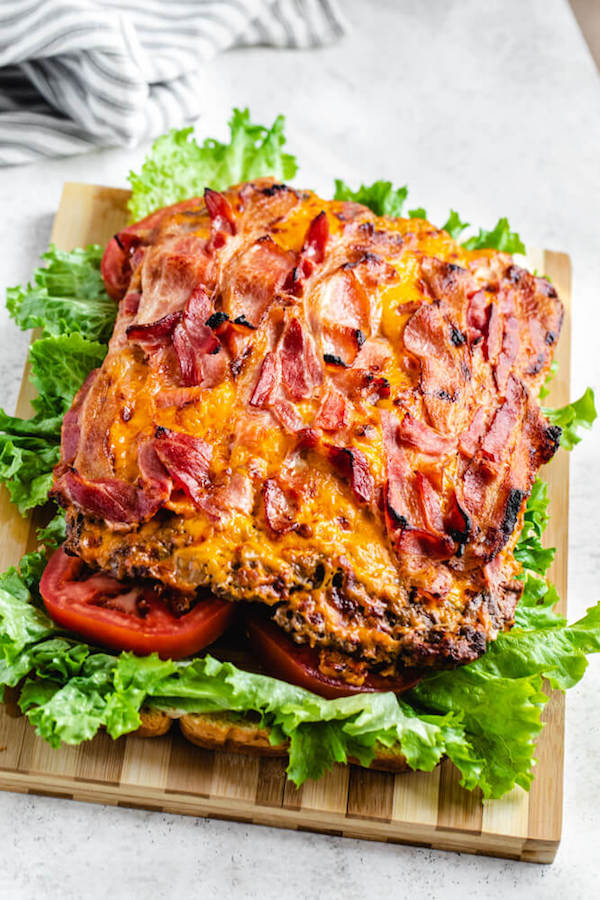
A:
[54,178,563,674]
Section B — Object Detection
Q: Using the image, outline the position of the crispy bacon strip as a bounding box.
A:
[223,236,296,328]
[280,317,322,400]
[481,378,523,462]
[326,445,374,504]
[458,408,488,458]
[126,310,181,344]
[285,211,329,293]
[271,398,305,433]
[403,302,470,434]
[61,370,99,464]
[204,188,236,235]
[137,440,172,498]
[314,386,348,431]
[397,412,456,455]
[153,427,213,509]
[263,478,298,534]
[250,352,277,407]
[380,410,454,558]
[416,471,445,534]
[495,316,520,391]
[303,210,329,264]
[57,471,162,525]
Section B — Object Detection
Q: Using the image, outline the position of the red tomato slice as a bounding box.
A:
[40,547,236,660]
[245,611,422,699]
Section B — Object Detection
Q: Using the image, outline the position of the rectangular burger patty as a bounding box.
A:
[53,179,563,674]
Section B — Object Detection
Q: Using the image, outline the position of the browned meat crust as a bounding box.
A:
[54,179,563,675]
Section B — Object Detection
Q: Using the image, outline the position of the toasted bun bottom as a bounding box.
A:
[138,708,411,774]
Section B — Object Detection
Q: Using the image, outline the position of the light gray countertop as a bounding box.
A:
[0,1,599,896]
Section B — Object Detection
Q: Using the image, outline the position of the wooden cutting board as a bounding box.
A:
[0,183,571,864]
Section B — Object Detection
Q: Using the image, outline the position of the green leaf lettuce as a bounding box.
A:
[0,246,113,512]
[128,108,298,221]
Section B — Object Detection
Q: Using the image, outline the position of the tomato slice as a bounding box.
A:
[245,611,422,699]
[40,547,236,660]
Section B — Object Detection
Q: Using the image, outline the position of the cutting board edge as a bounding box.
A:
[0,769,559,863]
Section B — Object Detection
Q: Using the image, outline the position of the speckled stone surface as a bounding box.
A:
[0,1,599,895]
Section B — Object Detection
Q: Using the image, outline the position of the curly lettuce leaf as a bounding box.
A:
[29,334,105,418]
[544,387,596,450]
[514,480,555,575]
[412,578,600,795]
[0,553,56,677]
[333,179,408,217]
[0,333,106,513]
[461,216,525,254]
[1,244,111,512]
[13,644,457,783]
[333,179,524,253]
[514,573,563,631]
[0,437,59,513]
[441,209,470,240]
[36,509,66,551]
[6,245,116,343]
[412,668,546,796]
[128,108,298,221]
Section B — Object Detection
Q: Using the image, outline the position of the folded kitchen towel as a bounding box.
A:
[0,0,346,165]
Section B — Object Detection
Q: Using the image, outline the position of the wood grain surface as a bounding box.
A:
[0,184,571,864]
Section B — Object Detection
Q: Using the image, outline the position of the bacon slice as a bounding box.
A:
[153,427,213,510]
[102,198,204,301]
[486,302,503,360]
[175,286,223,387]
[314,386,349,431]
[326,445,374,504]
[380,410,454,559]
[222,236,296,327]
[61,370,98,464]
[127,284,223,388]
[102,234,139,301]
[416,471,445,533]
[494,316,520,391]
[57,471,162,525]
[263,478,298,534]
[249,343,309,434]
[461,382,556,560]
[445,493,472,555]
[138,440,173,501]
[467,289,489,341]
[218,471,254,515]
[313,269,371,366]
[303,211,329,264]
[204,187,236,235]
[280,317,322,401]
[185,285,212,323]
[139,246,210,325]
[481,378,523,462]
[126,310,181,344]
[285,211,329,294]
[250,352,277,407]
[271,398,305,433]
[458,408,488,458]
[172,322,221,387]
[403,302,471,434]
[397,412,456,455]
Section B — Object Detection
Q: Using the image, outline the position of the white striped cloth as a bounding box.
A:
[0,0,347,165]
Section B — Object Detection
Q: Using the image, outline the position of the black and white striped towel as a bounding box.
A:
[0,0,346,165]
